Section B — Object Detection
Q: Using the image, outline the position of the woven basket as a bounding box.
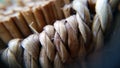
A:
[0,0,120,68]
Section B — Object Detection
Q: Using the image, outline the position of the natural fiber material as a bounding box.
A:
[2,0,119,68]
[0,0,65,44]
[92,0,112,50]
[1,0,119,68]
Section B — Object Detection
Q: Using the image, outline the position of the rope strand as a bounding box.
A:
[1,0,119,68]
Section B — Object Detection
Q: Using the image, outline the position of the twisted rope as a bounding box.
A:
[92,0,112,50]
[1,0,119,68]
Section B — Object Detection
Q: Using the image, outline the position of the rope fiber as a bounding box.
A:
[1,0,119,68]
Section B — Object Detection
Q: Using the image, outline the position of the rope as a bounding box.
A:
[92,0,112,50]
[1,0,119,68]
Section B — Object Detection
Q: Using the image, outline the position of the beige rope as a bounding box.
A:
[1,0,119,68]
[92,0,112,50]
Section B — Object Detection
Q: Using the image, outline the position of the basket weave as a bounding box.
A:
[0,0,120,68]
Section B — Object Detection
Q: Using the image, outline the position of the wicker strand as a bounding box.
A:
[0,0,65,45]
[1,0,119,68]
[92,0,112,50]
